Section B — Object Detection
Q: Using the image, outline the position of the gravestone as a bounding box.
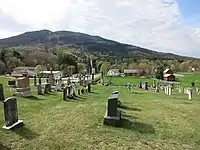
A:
[63,87,67,100]
[155,85,160,93]
[39,78,42,85]
[103,94,122,126]
[112,89,118,94]
[72,84,76,97]
[0,83,5,101]
[44,84,49,94]
[188,88,192,100]
[145,82,148,90]
[14,76,33,97]
[191,81,195,87]
[37,84,42,95]
[2,97,23,130]
[138,81,142,88]
[87,83,91,93]
[48,68,55,86]
[34,76,37,87]
[67,85,73,99]
[8,80,16,88]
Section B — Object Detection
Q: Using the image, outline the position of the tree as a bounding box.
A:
[0,61,6,74]
[67,65,75,76]
[155,66,164,79]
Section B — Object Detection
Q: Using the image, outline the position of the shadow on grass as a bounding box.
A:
[122,118,155,134]
[0,142,11,150]
[123,114,139,120]
[12,126,39,140]
[89,91,99,94]
[131,92,143,95]
[119,105,142,111]
[182,101,192,105]
[25,96,44,100]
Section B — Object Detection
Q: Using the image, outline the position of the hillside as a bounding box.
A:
[0,29,196,60]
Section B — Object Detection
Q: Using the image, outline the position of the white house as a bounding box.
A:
[107,69,120,77]
[39,70,63,78]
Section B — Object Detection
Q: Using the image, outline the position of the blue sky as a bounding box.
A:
[0,0,200,57]
[178,0,200,27]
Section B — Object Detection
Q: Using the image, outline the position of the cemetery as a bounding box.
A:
[0,72,200,149]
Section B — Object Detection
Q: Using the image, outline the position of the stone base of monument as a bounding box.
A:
[2,120,23,130]
[67,95,74,99]
[14,90,33,97]
[103,110,122,126]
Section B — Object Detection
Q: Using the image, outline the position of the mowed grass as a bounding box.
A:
[178,73,200,87]
[0,77,200,150]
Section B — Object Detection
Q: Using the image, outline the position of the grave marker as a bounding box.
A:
[188,88,192,100]
[0,83,5,101]
[2,97,23,130]
[37,84,42,95]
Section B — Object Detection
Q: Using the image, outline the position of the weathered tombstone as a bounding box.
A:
[155,85,159,93]
[103,94,122,126]
[2,97,23,129]
[63,87,67,100]
[72,84,76,97]
[39,77,42,85]
[87,83,91,93]
[138,81,142,88]
[34,76,37,87]
[46,84,51,92]
[145,82,148,90]
[37,84,42,95]
[44,84,49,94]
[191,81,195,87]
[0,83,5,101]
[8,80,16,88]
[188,88,192,100]
[14,76,33,97]
[48,68,55,86]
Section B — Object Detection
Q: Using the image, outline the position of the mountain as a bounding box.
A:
[0,29,197,60]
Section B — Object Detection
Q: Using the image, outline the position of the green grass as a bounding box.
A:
[178,73,200,87]
[0,76,200,150]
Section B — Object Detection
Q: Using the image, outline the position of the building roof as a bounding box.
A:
[163,68,173,74]
[108,69,120,73]
[163,74,175,77]
[40,71,61,74]
[124,69,142,74]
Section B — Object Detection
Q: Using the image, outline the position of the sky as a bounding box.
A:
[0,0,200,57]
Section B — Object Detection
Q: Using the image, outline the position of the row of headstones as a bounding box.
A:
[103,89,122,126]
[162,85,193,100]
[63,83,91,101]
[0,83,23,129]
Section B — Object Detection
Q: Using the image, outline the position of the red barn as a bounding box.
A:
[163,69,176,81]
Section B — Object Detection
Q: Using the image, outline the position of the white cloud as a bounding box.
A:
[0,0,200,57]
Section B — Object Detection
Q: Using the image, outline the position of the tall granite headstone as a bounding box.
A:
[2,97,23,129]
[0,83,5,101]
[37,84,42,95]
[103,94,122,126]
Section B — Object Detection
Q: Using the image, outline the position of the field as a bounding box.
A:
[0,74,200,150]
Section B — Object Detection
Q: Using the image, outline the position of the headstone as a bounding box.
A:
[112,89,118,94]
[103,94,122,126]
[37,84,42,95]
[34,76,37,87]
[0,83,5,101]
[2,97,23,130]
[14,77,33,97]
[44,84,49,94]
[39,77,42,85]
[138,81,142,88]
[48,68,55,86]
[8,80,16,88]
[191,81,195,87]
[72,84,76,96]
[87,83,91,93]
[155,85,159,93]
[145,82,148,90]
[188,88,192,100]
[63,87,67,100]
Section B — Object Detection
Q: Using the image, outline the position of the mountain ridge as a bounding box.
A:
[0,29,197,60]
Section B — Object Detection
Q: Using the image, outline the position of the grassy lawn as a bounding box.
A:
[0,77,200,150]
[178,73,200,87]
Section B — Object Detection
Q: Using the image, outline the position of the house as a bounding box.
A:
[11,67,36,78]
[107,69,120,77]
[124,69,144,76]
[163,68,175,81]
[39,70,63,79]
